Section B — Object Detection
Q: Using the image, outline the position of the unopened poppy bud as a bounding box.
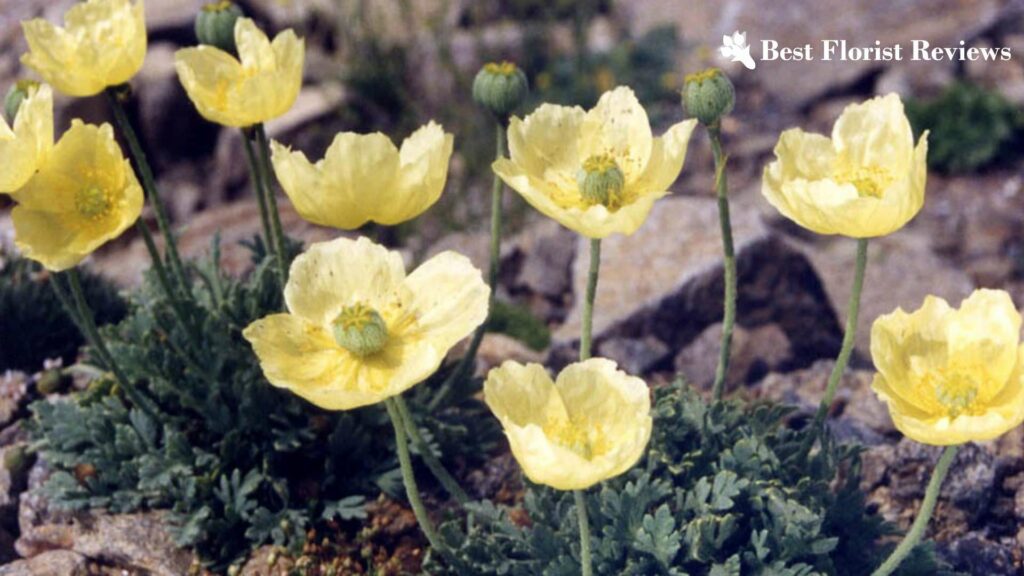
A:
[682,68,735,127]
[472,61,529,120]
[4,80,39,124]
[195,1,244,54]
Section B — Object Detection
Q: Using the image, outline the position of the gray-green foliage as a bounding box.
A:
[429,382,956,576]
[28,239,498,570]
[906,82,1024,174]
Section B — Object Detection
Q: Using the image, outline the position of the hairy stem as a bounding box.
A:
[574,489,593,576]
[254,124,290,284]
[393,395,470,506]
[580,239,602,361]
[708,127,736,402]
[871,445,958,576]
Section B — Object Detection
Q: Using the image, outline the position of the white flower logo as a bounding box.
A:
[720,31,756,70]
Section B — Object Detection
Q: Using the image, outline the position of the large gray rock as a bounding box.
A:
[793,230,975,356]
[616,0,1013,107]
[15,511,194,576]
[0,550,88,576]
[552,197,841,370]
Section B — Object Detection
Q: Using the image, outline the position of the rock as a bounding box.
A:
[0,372,30,429]
[1016,477,1024,520]
[471,333,545,377]
[16,511,194,576]
[91,200,338,286]
[508,219,577,300]
[864,439,998,529]
[553,197,841,369]
[874,58,956,99]
[793,230,975,356]
[598,336,671,376]
[0,549,88,576]
[939,532,1020,576]
[674,322,792,392]
[965,38,1024,105]
[617,0,1013,107]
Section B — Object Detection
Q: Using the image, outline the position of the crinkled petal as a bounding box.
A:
[632,119,697,193]
[0,85,54,194]
[174,46,245,125]
[506,103,585,185]
[284,237,406,325]
[380,122,453,225]
[579,87,653,182]
[832,93,914,172]
[401,251,489,352]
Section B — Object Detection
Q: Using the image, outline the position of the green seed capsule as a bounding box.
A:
[195,1,244,54]
[682,68,735,128]
[472,61,530,120]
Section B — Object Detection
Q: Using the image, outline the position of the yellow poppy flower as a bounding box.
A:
[243,237,489,410]
[1,83,53,194]
[762,93,928,238]
[12,121,143,272]
[174,18,304,127]
[20,0,146,97]
[493,86,697,239]
[871,289,1024,445]
[270,122,454,229]
[484,358,652,490]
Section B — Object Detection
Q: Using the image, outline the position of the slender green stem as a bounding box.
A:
[66,269,158,420]
[872,445,958,576]
[429,121,507,411]
[135,220,204,348]
[574,489,593,576]
[708,127,736,402]
[811,238,869,433]
[393,395,470,506]
[105,88,189,295]
[49,274,86,336]
[580,239,602,361]
[385,397,458,566]
[240,130,275,257]
[254,124,290,283]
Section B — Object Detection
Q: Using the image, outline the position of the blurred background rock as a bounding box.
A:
[2,0,1024,572]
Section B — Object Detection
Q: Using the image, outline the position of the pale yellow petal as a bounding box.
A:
[381,122,454,225]
[174,46,245,125]
[401,251,489,352]
[632,119,697,193]
[270,140,364,229]
[12,208,84,271]
[505,423,603,490]
[832,93,914,172]
[506,103,585,184]
[21,19,98,97]
[284,237,405,325]
[948,289,1021,398]
[320,132,401,225]
[578,87,652,182]
[0,85,53,194]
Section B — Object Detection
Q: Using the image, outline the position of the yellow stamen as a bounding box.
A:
[75,186,113,220]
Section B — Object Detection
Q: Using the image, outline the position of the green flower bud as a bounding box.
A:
[4,80,39,125]
[472,61,530,120]
[332,304,389,357]
[577,154,625,208]
[3,445,30,479]
[36,369,66,395]
[195,0,244,54]
[682,68,735,127]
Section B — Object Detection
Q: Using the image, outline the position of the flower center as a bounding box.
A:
[542,415,609,460]
[932,371,982,419]
[832,162,894,199]
[332,303,389,357]
[577,154,625,208]
[483,61,517,76]
[75,186,113,220]
[202,0,235,12]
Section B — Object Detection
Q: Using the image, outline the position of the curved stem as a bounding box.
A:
[240,129,275,259]
[708,127,736,402]
[429,121,507,411]
[393,395,471,506]
[871,445,958,576]
[105,88,189,295]
[384,397,457,566]
[574,489,593,576]
[136,220,204,348]
[580,239,602,360]
[66,269,158,420]
[254,124,290,284]
[811,238,869,432]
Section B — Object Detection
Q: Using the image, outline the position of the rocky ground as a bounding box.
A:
[2,0,1024,574]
